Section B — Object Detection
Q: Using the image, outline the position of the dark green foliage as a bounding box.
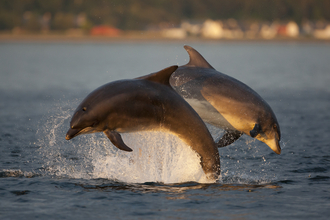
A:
[0,0,329,30]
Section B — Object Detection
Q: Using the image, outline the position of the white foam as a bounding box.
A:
[0,169,37,178]
[90,132,212,184]
[37,107,212,183]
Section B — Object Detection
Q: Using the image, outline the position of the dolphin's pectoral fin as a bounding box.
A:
[250,123,261,138]
[104,130,133,152]
[216,130,243,148]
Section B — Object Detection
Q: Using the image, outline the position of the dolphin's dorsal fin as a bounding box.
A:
[183,45,214,69]
[137,65,178,86]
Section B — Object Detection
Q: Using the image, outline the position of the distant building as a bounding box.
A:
[156,19,330,40]
[286,21,299,37]
[260,23,277,39]
[301,21,313,36]
[245,23,260,39]
[90,25,121,36]
[277,21,299,38]
[161,28,187,39]
[201,19,223,39]
[181,21,201,36]
[313,25,330,39]
[222,19,244,39]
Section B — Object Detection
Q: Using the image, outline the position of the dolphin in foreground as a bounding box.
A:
[66,66,220,180]
[169,46,281,154]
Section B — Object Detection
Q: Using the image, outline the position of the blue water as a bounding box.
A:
[0,42,329,219]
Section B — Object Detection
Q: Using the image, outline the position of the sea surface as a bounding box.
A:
[0,41,329,219]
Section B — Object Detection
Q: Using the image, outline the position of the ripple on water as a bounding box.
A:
[10,190,30,196]
[308,175,330,181]
[291,167,328,173]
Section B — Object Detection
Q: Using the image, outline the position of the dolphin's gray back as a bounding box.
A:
[170,66,277,131]
[169,45,281,153]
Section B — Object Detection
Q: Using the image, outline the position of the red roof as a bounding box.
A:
[90,25,121,36]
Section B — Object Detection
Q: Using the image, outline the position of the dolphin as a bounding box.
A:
[169,46,281,154]
[66,66,220,180]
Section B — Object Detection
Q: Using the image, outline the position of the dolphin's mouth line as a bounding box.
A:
[66,127,95,140]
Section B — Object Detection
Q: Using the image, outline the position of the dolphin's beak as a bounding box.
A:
[266,138,281,155]
[65,128,81,140]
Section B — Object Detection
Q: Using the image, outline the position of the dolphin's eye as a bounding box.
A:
[82,107,87,111]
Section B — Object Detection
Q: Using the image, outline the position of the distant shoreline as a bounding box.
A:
[1,33,329,44]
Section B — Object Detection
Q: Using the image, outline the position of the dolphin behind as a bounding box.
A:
[169,46,281,154]
[66,66,220,180]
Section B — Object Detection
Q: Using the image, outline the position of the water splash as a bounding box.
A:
[37,102,211,184]
[91,132,210,184]
[36,101,277,185]
[0,169,39,178]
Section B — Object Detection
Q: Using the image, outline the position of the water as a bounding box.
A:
[0,42,329,219]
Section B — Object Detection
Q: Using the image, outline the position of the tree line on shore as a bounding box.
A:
[0,0,329,31]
